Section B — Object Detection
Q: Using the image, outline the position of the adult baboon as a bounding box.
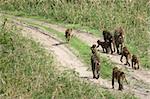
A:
[131,55,140,70]
[65,28,72,43]
[91,53,100,79]
[120,47,131,66]
[114,27,124,54]
[112,67,128,90]
[102,30,114,54]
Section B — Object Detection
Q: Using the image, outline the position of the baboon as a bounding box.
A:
[65,28,72,43]
[114,27,124,54]
[120,47,131,66]
[114,27,124,38]
[97,40,109,53]
[112,67,128,90]
[131,55,140,70]
[91,44,97,54]
[91,53,100,79]
[114,35,124,55]
[102,30,114,54]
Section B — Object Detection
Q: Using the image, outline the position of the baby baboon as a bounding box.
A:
[120,47,131,66]
[102,30,114,54]
[91,53,100,79]
[97,40,109,53]
[112,67,128,90]
[131,55,140,70]
[91,44,97,54]
[65,28,72,43]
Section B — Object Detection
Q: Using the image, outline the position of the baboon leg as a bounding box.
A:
[120,55,123,63]
[110,43,113,54]
[131,61,134,69]
[113,41,116,52]
[96,69,100,79]
[91,59,96,78]
[118,79,123,90]
[119,44,123,55]
[92,69,96,78]
[112,74,115,89]
[106,48,109,53]
[102,48,105,53]
[125,56,130,66]
[134,62,136,69]
[127,57,130,66]
[137,62,140,69]
[116,44,120,54]
[92,66,96,78]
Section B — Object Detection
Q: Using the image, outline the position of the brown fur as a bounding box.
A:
[114,27,124,54]
[112,67,128,90]
[65,28,72,43]
[114,27,124,38]
[102,30,114,54]
[91,53,100,79]
[91,44,97,54]
[131,55,140,70]
[120,47,131,66]
[97,40,109,53]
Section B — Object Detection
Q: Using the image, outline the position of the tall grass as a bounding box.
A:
[0,17,136,99]
[0,0,149,68]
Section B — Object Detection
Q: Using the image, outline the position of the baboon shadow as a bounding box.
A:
[52,42,67,46]
[80,76,93,79]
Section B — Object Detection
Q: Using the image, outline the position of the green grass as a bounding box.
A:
[0,16,136,99]
[1,0,149,69]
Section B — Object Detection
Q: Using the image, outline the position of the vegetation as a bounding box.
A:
[0,0,149,68]
[0,17,136,99]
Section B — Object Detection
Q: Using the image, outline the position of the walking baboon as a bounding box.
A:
[65,28,72,43]
[102,30,114,54]
[120,47,131,66]
[131,55,140,70]
[91,53,100,79]
[114,27,124,54]
[114,35,124,55]
[112,67,128,90]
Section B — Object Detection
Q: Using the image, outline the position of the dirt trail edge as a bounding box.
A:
[4,13,149,98]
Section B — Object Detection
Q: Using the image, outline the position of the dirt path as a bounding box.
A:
[20,17,150,84]
[5,15,150,98]
[14,21,112,88]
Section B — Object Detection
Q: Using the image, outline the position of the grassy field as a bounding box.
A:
[0,0,149,68]
[0,16,136,99]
